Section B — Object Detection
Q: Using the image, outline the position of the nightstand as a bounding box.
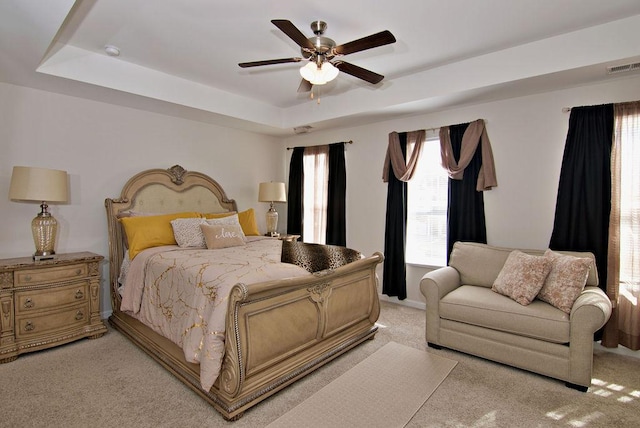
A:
[0,252,107,363]
[278,234,300,242]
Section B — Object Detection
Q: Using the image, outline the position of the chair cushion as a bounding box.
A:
[440,285,570,343]
[449,242,513,287]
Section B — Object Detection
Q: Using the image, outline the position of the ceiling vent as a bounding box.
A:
[607,62,640,74]
[293,125,313,134]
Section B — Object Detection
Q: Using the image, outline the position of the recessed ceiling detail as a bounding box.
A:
[2,0,640,136]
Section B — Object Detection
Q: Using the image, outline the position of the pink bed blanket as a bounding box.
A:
[120,237,310,390]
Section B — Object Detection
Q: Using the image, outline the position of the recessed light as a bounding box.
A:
[104,45,120,57]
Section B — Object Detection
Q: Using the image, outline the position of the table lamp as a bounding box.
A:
[9,166,69,260]
[258,182,286,236]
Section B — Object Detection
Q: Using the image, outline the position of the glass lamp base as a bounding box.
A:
[32,211,57,261]
[266,205,279,236]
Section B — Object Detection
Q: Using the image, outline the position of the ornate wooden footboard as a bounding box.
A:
[105,165,383,420]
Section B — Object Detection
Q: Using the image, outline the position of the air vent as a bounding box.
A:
[293,126,313,134]
[607,62,640,74]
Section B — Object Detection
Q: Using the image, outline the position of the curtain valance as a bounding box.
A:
[382,130,426,182]
[440,119,497,191]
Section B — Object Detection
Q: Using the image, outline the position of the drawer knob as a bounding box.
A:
[24,275,32,282]
[75,269,82,276]
[24,321,35,331]
[75,290,84,299]
[75,310,84,321]
[24,298,34,309]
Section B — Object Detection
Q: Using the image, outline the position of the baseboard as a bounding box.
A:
[378,294,426,311]
[595,342,640,359]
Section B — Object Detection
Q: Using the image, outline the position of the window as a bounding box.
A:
[406,137,448,266]
[303,146,329,244]
[618,109,639,293]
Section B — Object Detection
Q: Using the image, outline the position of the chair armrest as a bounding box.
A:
[420,266,461,344]
[420,266,461,301]
[570,286,612,333]
[568,286,612,385]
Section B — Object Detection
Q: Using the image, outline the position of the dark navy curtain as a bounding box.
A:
[446,123,487,262]
[287,147,304,239]
[326,143,347,246]
[549,104,614,293]
[382,133,408,300]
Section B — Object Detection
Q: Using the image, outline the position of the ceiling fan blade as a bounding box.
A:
[333,30,396,56]
[271,19,315,51]
[335,61,384,84]
[297,78,313,92]
[239,57,303,68]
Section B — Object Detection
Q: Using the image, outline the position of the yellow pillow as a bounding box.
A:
[202,209,260,236]
[204,211,237,219]
[120,212,200,259]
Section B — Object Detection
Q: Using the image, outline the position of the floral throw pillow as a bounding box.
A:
[200,224,246,249]
[538,249,592,313]
[491,250,552,305]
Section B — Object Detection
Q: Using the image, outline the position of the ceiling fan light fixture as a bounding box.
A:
[300,61,338,85]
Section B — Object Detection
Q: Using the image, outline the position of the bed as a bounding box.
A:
[105,165,383,420]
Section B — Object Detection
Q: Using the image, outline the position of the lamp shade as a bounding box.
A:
[9,166,68,203]
[258,182,286,203]
[300,61,339,85]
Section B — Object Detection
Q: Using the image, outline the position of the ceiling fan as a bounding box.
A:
[239,20,396,92]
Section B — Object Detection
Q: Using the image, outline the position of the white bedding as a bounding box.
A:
[120,237,311,390]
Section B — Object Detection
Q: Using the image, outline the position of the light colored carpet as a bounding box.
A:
[266,341,457,428]
[1,301,639,427]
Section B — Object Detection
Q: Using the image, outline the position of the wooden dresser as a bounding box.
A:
[0,252,107,363]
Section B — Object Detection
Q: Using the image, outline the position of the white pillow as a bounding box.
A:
[170,217,207,248]
[206,214,247,239]
[206,213,242,227]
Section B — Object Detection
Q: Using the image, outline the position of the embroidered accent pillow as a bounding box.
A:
[171,217,207,248]
[201,224,246,249]
[491,250,552,305]
[538,249,592,313]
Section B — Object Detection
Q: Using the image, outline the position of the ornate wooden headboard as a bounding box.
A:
[104,165,238,310]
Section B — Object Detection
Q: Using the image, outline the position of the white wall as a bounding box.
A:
[281,75,640,307]
[3,76,640,314]
[0,82,286,316]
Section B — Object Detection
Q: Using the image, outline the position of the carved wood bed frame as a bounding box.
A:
[105,165,383,420]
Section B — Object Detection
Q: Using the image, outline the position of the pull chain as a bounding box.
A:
[310,85,321,104]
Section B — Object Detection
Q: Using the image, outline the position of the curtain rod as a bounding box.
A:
[286,140,353,150]
[562,107,572,112]
[403,119,487,135]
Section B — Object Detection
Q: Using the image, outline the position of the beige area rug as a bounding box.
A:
[266,341,457,428]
